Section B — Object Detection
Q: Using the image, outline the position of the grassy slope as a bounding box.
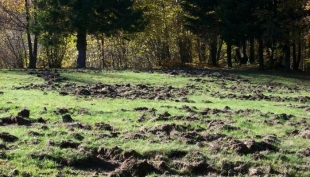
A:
[0,69,309,176]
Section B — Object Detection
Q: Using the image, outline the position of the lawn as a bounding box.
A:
[0,69,309,177]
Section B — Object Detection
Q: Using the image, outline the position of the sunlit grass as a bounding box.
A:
[0,69,309,176]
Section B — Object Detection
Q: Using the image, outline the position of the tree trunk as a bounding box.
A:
[284,43,290,72]
[27,32,36,68]
[25,0,36,69]
[76,31,87,68]
[240,39,248,64]
[216,38,223,63]
[258,38,264,70]
[178,36,192,65]
[268,47,275,67]
[227,40,232,68]
[297,39,302,69]
[101,36,105,68]
[209,36,218,66]
[293,39,302,70]
[33,34,38,66]
[197,38,206,63]
[161,42,171,61]
[292,41,297,70]
[249,37,255,64]
[235,47,242,64]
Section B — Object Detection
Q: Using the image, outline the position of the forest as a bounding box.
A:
[0,0,309,71]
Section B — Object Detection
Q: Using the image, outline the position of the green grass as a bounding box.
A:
[0,69,309,176]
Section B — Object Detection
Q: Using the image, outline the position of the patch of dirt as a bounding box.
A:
[27,69,66,83]
[61,114,74,123]
[180,131,205,144]
[0,143,7,150]
[0,132,18,142]
[110,158,160,177]
[59,140,81,149]
[229,139,278,154]
[304,148,310,156]
[11,116,32,126]
[71,133,84,141]
[122,133,146,140]
[167,150,188,159]
[55,107,69,115]
[27,131,43,137]
[211,91,310,103]
[94,122,114,131]
[17,109,30,118]
[244,140,278,153]
[171,151,214,175]
[13,81,191,102]
[142,123,190,137]
[97,146,123,160]
[300,130,310,139]
[206,119,239,131]
[66,122,92,130]
[0,109,34,126]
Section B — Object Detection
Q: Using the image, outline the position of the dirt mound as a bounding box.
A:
[144,123,188,136]
[180,131,205,144]
[17,109,30,118]
[171,151,214,175]
[304,148,310,156]
[59,140,80,149]
[95,122,114,131]
[122,133,146,140]
[66,122,92,130]
[55,107,69,115]
[0,132,18,142]
[300,130,310,139]
[97,146,123,160]
[110,158,160,177]
[0,116,32,126]
[224,139,278,154]
[11,116,32,126]
[61,114,74,123]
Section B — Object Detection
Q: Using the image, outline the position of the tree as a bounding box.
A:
[217,0,260,65]
[35,0,146,68]
[181,0,222,66]
[0,0,38,68]
[255,0,309,71]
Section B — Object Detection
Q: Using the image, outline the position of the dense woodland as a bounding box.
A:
[0,0,309,71]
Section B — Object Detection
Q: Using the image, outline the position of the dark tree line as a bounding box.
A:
[181,0,310,71]
[0,0,309,71]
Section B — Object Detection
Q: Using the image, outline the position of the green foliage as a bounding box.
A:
[181,0,219,36]
[33,0,146,68]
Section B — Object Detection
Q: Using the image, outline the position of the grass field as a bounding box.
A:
[0,69,309,177]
